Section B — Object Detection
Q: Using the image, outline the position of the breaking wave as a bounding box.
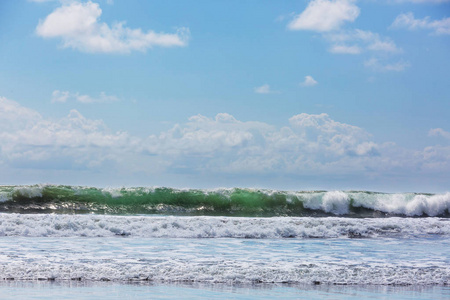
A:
[0,185,449,217]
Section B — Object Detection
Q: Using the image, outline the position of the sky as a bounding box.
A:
[0,0,449,192]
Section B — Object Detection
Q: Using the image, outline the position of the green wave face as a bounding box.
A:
[0,185,448,217]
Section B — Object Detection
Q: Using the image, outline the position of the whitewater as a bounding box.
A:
[0,185,449,299]
[1,185,449,217]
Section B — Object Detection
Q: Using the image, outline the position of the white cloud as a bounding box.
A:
[300,76,318,87]
[1,97,379,175]
[364,58,410,72]
[329,44,361,54]
[420,145,450,172]
[145,113,267,157]
[0,97,136,169]
[288,0,360,32]
[285,2,404,73]
[51,90,70,103]
[275,12,296,23]
[392,12,450,35]
[429,128,450,140]
[36,1,189,53]
[76,92,119,103]
[0,97,42,132]
[254,84,279,94]
[366,40,400,52]
[51,90,120,104]
[2,97,449,187]
[326,29,402,55]
[142,112,382,175]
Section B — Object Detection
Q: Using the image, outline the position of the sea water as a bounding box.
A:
[0,282,449,299]
[0,185,449,299]
[1,235,449,284]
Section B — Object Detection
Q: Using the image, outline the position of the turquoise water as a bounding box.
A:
[1,185,449,217]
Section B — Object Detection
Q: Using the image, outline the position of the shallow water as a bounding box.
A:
[0,235,449,285]
[1,193,449,299]
[0,281,449,300]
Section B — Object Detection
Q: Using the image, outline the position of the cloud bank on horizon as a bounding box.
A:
[1,96,449,191]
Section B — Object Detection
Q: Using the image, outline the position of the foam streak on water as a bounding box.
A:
[0,214,449,238]
[0,236,449,285]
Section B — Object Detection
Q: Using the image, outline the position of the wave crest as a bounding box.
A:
[0,185,449,217]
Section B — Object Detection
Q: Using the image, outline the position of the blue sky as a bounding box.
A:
[0,0,449,192]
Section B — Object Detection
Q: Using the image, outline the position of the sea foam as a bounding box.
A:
[0,214,449,238]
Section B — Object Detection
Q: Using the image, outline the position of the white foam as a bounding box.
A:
[102,187,122,198]
[0,192,10,203]
[0,214,449,238]
[350,192,450,216]
[1,261,448,285]
[0,234,448,285]
[13,185,45,198]
[322,191,350,214]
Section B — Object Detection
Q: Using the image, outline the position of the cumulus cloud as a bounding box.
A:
[391,12,450,35]
[36,1,189,53]
[0,97,136,169]
[300,76,318,87]
[364,58,410,72]
[288,0,360,32]
[142,112,382,174]
[76,92,120,103]
[0,97,380,175]
[144,113,269,157]
[429,128,450,140]
[286,1,404,73]
[0,97,42,132]
[420,145,450,172]
[1,97,449,185]
[51,90,120,104]
[329,44,361,54]
[51,90,70,103]
[254,84,279,94]
[326,29,402,55]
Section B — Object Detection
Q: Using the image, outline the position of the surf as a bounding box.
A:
[0,185,449,217]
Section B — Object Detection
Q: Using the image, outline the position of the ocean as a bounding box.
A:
[0,185,449,299]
